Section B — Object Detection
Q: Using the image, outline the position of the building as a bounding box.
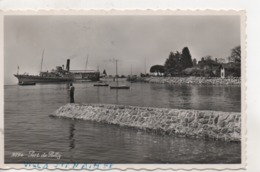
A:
[220,67,225,78]
[220,62,241,78]
[70,70,100,81]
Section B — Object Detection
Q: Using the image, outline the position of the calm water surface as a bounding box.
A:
[4,81,241,163]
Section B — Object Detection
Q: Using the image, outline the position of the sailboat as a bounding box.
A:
[127,64,137,82]
[110,59,130,89]
[94,83,109,87]
[93,58,109,87]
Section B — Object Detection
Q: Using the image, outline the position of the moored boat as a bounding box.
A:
[94,83,109,87]
[109,59,130,90]
[110,85,130,89]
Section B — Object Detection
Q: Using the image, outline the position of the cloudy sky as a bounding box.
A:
[4,15,240,85]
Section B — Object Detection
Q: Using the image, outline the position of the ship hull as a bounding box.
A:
[14,75,74,83]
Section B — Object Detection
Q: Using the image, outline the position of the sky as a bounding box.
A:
[4,15,240,85]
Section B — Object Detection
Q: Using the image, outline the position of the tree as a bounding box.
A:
[217,58,227,63]
[150,65,165,75]
[164,51,182,76]
[192,58,197,66]
[182,47,193,69]
[229,46,241,63]
[163,47,193,76]
[200,55,217,65]
[103,69,107,76]
[204,55,212,61]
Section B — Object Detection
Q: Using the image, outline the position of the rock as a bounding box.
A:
[227,115,235,123]
[219,113,230,122]
[234,127,241,133]
[221,127,228,133]
[214,116,219,124]
[191,122,198,128]
[199,118,208,124]
[218,121,225,127]
[208,119,214,125]
[119,106,125,109]
[182,122,188,127]
[188,117,195,123]
[198,112,204,119]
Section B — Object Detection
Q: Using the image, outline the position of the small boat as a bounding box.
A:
[94,83,109,87]
[18,82,36,86]
[110,85,130,89]
[109,59,130,90]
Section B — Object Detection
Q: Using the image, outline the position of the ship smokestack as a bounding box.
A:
[66,59,70,71]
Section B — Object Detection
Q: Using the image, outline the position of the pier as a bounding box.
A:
[52,103,241,142]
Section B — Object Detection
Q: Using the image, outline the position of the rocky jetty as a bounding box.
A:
[52,103,241,142]
[135,76,241,85]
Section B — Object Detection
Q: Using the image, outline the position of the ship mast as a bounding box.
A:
[17,65,19,75]
[40,49,45,73]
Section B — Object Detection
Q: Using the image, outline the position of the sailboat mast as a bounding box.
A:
[115,59,118,86]
[40,49,45,73]
[85,55,89,72]
[131,64,132,76]
[115,60,118,77]
[144,57,147,74]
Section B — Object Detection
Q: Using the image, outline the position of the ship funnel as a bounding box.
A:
[66,59,70,71]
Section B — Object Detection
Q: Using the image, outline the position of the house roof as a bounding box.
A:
[221,62,240,69]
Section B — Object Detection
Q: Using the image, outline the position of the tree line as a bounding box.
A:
[150,46,241,77]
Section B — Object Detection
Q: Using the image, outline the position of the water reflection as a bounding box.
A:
[96,87,100,103]
[115,89,119,104]
[69,122,75,150]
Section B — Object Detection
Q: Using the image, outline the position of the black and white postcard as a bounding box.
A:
[0,10,246,170]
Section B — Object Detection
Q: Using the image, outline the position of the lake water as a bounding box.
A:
[4,81,241,163]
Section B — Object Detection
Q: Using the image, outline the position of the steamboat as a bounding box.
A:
[14,58,100,84]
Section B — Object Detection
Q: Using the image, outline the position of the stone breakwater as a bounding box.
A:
[135,77,241,85]
[52,103,241,142]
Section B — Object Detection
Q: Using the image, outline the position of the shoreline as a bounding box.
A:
[132,76,241,85]
[52,103,241,142]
